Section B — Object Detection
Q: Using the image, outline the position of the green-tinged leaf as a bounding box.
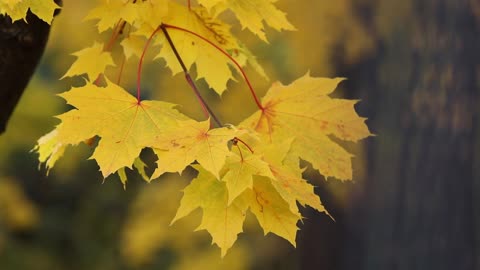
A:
[172,166,249,256]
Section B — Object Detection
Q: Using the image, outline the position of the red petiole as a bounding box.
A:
[136,26,162,103]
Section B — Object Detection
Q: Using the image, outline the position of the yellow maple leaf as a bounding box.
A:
[150,119,238,179]
[171,166,249,257]
[198,0,295,41]
[153,2,241,95]
[241,73,372,180]
[62,42,115,81]
[0,0,59,23]
[35,79,188,178]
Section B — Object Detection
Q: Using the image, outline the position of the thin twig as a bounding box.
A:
[160,24,223,127]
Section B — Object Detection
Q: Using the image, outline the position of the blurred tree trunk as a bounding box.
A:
[300,0,479,269]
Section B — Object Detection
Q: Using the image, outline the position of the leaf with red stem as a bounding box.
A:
[153,2,236,94]
[241,73,373,180]
[154,2,257,95]
[35,78,189,178]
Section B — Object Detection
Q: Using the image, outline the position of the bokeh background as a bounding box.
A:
[0,0,479,269]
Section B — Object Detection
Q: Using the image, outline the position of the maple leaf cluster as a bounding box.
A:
[4,0,372,256]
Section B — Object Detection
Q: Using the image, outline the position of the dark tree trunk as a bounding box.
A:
[0,2,61,134]
[300,0,479,269]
